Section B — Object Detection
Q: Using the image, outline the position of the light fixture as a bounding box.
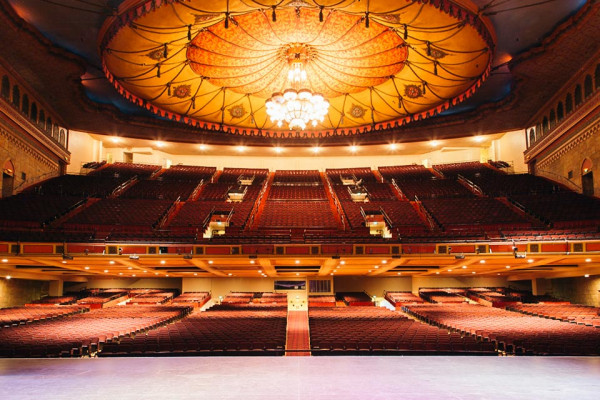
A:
[462,265,467,269]
[273,147,283,154]
[349,145,358,153]
[311,146,321,154]
[155,141,165,148]
[5,275,11,280]
[585,258,592,262]
[471,271,476,274]
[250,260,255,264]
[104,270,109,273]
[84,266,90,270]
[381,260,387,264]
[295,260,300,264]
[198,144,207,150]
[166,274,169,277]
[119,272,123,275]
[109,261,115,265]
[265,45,329,130]
[389,143,398,150]
[160,260,166,264]
[527,259,534,263]
[194,273,198,276]
[129,255,139,260]
[128,267,133,270]
[235,145,246,153]
[228,273,232,276]
[429,140,440,147]
[1,259,8,263]
[479,260,485,264]
[584,274,590,278]
[435,272,440,275]
[340,261,345,265]
[208,260,213,264]
[132,274,136,277]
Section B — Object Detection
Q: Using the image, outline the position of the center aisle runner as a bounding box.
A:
[285,310,311,356]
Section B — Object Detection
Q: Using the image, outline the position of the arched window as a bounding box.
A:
[566,93,573,114]
[46,117,52,133]
[30,103,38,123]
[1,75,9,99]
[556,102,564,121]
[59,128,66,147]
[38,110,45,129]
[584,75,593,98]
[52,123,59,140]
[549,109,556,128]
[542,116,549,134]
[21,94,29,114]
[529,128,536,146]
[595,64,600,89]
[574,84,582,106]
[12,86,19,107]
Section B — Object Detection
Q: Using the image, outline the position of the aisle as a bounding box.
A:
[285,310,311,356]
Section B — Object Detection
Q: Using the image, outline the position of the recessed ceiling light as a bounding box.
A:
[128,267,132,270]
[5,275,11,280]
[527,259,534,263]
[462,265,467,269]
[228,273,232,276]
[236,145,246,153]
[194,273,198,276]
[166,274,169,277]
[479,260,485,264]
[349,145,358,153]
[336,266,340,269]
[273,146,283,154]
[109,261,115,265]
[155,141,165,148]
[397,272,401,275]
[340,261,345,265]
[295,260,300,264]
[585,258,592,262]
[119,272,123,275]
[111,137,121,143]
[160,260,166,264]
[448,269,453,272]
[296,272,299,276]
[311,146,321,154]
[389,143,398,150]
[61,261,67,264]
[250,260,255,264]
[584,274,590,278]
[155,272,159,275]
[104,270,109,273]
[143,270,147,273]
[208,260,213,264]
[84,266,90,270]
[472,271,476,274]
[198,144,207,150]
[330,273,334,276]
[506,265,511,269]
[374,266,379,269]
[429,140,440,147]
[435,272,440,275]
[381,260,387,264]
[473,136,484,143]
[1,259,8,263]
[132,274,136,277]
[368,270,371,273]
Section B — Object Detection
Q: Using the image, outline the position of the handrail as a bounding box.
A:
[379,206,394,228]
[14,170,60,193]
[324,174,345,230]
[457,174,483,196]
[155,196,180,229]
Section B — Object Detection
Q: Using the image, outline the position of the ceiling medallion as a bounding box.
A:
[228,105,247,119]
[100,0,495,136]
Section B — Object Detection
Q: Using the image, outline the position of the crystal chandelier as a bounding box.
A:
[265,44,329,130]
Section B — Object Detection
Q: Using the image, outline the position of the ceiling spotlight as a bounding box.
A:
[198,144,207,151]
[194,273,198,276]
[479,260,485,264]
[228,273,232,276]
[84,266,90,270]
[155,141,165,148]
[368,270,372,273]
[311,146,321,154]
[258,270,262,273]
[435,272,440,275]
[462,265,467,269]
[584,274,590,278]
[104,270,109,273]
[448,269,453,272]
[397,272,401,275]
[330,273,334,276]
[506,265,511,269]
[374,266,379,269]
[110,137,121,143]
[585,258,592,262]
[389,143,398,150]
[295,260,300,264]
[166,274,169,277]
[273,146,283,154]
[109,261,115,265]
[236,145,246,153]
[296,272,300,276]
[132,274,136,277]
[381,260,387,264]
[1,259,8,263]
[527,259,534,263]
[349,145,358,153]
[119,272,123,275]
[473,136,484,143]
[155,272,159,275]
[429,140,440,147]
[128,267,133,270]
[160,260,166,264]
[143,270,147,273]
[472,271,476,274]
[61,261,67,264]
[208,260,213,264]
[250,260,255,264]
[5,275,11,280]
[340,261,345,265]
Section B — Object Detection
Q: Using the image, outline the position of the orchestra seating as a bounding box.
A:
[259,293,288,304]
[0,305,88,328]
[378,165,435,181]
[396,178,474,200]
[507,303,600,327]
[510,192,600,228]
[337,292,373,306]
[219,168,269,183]
[258,201,338,229]
[127,292,174,305]
[0,194,84,228]
[403,303,600,355]
[120,180,198,201]
[385,292,425,308]
[100,304,287,356]
[0,305,190,357]
[308,295,337,307]
[309,307,496,354]
[172,292,211,308]
[326,167,378,183]
[419,289,467,303]
[223,292,255,304]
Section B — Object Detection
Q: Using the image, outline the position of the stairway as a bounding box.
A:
[285,310,311,356]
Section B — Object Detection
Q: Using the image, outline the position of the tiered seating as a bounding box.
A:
[361,183,398,200]
[396,178,474,200]
[0,305,88,328]
[160,165,216,181]
[507,303,600,327]
[309,307,495,354]
[120,180,197,201]
[511,192,600,227]
[89,162,160,179]
[268,185,327,200]
[27,174,129,198]
[219,168,269,183]
[100,305,287,356]
[466,288,523,307]
[26,296,77,305]
[308,295,336,307]
[326,167,378,183]
[223,292,254,304]
[433,161,495,179]
[385,292,425,307]
[63,198,173,230]
[197,183,235,200]
[0,305,189,357]
[172,292,211,308]
[273,170,321,183]
[419,288,467,303]
[127,292,174,305]
[422,197,531,230]
[258,201,338,228]
[378,165,435,181]
[337,292,373,306]
[403,303,600,355]
[0,194,83,227]
[77,290,128,308]
[259,293,287,304]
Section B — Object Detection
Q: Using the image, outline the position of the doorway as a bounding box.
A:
[581,158,594,196]
[2,160,15,198]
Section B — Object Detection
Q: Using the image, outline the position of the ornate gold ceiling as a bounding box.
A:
[100,0,495,137]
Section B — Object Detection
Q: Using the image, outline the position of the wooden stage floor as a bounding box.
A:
[1,356,599,399]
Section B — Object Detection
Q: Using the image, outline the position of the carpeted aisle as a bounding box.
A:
[286,310,311,356]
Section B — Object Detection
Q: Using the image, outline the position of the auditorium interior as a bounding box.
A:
[0,0,600,398]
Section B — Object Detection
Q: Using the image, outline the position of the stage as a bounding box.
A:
[1,356,599,399]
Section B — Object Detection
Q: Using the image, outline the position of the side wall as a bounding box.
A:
[0,278,48,308]
[550,276,600,307]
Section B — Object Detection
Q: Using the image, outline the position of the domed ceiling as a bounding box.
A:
[100,0,494,137]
